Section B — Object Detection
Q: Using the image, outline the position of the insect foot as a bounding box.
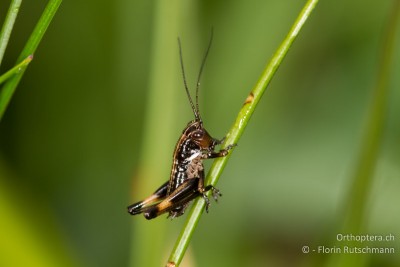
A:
[211,186,222,202]
[202,193,211,213]
[225,143,237,151]
[202,185,222,213]
[220,143,237,157]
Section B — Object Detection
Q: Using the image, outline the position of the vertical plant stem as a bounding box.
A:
[0,0,22,66]
[128,0,184,266]
[0,0,62,121]
[325,2,400,267]
[343,0,399,235]
[166,0,320,266]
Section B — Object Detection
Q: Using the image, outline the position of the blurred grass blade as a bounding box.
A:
[325,1,400,267]
[0,0,62,121]
[0,55,33,85]
[128,0,183,266]
[166,0,320,266]
[0,0,22,66]
[342,0,399,235]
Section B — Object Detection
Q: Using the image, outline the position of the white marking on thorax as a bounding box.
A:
[186,151,201,162]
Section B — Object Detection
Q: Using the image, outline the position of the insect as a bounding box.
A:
[127,32,235,220]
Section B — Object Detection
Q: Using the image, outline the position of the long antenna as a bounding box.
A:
[178,37,199,121]
[195,29,213,119]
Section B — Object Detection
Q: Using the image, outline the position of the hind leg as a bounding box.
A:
[142,178,201,219]
[127,181,169,215]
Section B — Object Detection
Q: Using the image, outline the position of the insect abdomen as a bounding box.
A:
[167,138,201,194]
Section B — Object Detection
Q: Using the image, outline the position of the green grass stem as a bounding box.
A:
[0,0,22,66]
[166,0,320,266]
[0,55,32,85]
[0,0,62,121]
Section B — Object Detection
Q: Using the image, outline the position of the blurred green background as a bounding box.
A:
[0,0,399,267]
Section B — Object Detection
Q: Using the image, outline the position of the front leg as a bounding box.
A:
[202,143,236,159]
